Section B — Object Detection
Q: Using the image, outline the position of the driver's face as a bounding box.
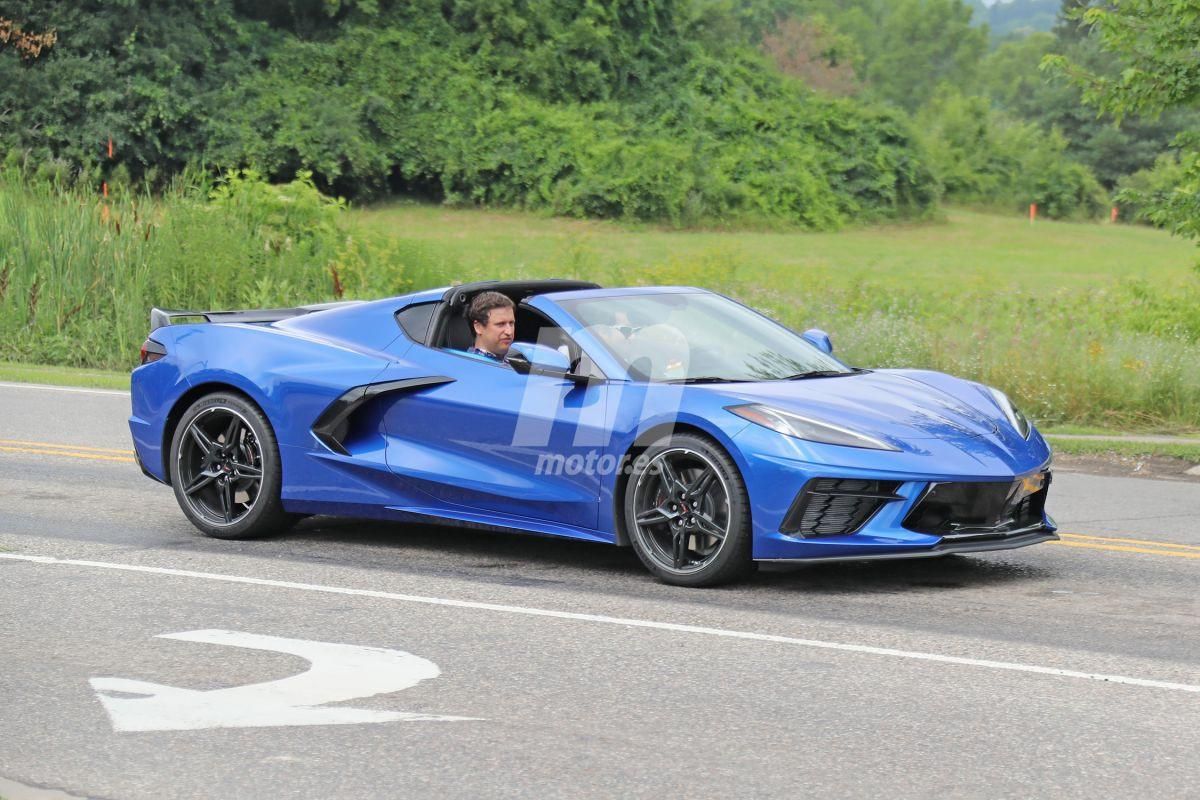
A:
[474,306,515,356]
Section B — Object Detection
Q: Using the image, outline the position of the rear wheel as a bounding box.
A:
[169,392,296,539]
[624,433,754,587]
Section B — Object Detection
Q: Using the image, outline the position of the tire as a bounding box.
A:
[624,432,755,587]
[169,391,297,539]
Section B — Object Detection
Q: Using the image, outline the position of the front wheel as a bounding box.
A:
[624,433,754,587]
[169,392,297,539]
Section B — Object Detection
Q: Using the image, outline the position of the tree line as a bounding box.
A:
[0,0,1195,237]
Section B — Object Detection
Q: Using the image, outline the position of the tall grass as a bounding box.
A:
[0,170,416,368]
[697,267,1200,430]
[3,171,1198,430]
[543,245,1200,430]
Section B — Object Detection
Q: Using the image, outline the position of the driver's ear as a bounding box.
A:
[471,319,483,336]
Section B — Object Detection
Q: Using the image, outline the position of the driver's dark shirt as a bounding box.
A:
[466,346,510,366]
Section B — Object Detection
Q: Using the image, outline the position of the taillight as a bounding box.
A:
[139,338,166,365]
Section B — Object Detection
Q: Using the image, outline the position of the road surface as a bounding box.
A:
[1,382,1197,799]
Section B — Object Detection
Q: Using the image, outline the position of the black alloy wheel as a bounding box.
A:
[170,392,296,539]
[625,433,754,587]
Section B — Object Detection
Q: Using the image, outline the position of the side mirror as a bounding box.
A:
[507,342,574,378]
[802,328,833,355]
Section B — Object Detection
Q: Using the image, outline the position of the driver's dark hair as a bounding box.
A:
[467,291,514,327]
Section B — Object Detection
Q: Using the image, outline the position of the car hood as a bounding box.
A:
[712,369,1018,451]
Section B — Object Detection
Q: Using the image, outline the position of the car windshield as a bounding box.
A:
[559,292,851,382]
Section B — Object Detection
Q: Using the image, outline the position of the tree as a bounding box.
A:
[973,0,1058,40]
[760,15,860,95]
[0,16,57,59]
[1048,0,1200,117]
[1044,0,1200,247]
[800,0,987,111]
[915,87,1105,218]
[981,30,1199,188]
[0,1,274,183]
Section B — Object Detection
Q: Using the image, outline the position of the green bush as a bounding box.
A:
[431,51,937,226]
[1115,152,1194,229]
[916,90,1107,219]
[3,2,941,228]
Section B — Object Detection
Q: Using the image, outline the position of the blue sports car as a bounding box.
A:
[130,280,1056,586]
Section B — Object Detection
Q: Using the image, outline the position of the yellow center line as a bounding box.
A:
[0,438,133,455]
[1049,540,1200,560]
[0,445,135,463]
[1059,532,1200,552]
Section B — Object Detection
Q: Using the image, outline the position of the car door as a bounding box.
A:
[376,346,610,532]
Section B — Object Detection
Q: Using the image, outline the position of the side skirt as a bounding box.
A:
[280,499,615,545]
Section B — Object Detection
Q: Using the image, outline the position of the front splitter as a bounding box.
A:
[755,528,1058,563]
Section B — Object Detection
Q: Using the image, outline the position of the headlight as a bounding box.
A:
[727,404,899,451]
[986,387,1031,439]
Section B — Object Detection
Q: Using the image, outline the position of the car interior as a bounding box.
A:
[417,280,606,378]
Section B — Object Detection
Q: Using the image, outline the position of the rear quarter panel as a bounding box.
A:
[131,321,404,482]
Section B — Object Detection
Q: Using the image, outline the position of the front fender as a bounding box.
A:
[597,382,752,543]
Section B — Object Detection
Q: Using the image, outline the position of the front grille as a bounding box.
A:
[781,478,903,537]
[903,473,1051,538]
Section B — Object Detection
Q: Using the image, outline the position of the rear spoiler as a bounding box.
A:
[149,301,363,332]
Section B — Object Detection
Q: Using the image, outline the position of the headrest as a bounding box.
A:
[446,315,475,350]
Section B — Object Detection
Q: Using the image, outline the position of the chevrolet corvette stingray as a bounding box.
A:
[130,280,1055,586]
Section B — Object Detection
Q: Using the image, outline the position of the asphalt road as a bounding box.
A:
[1,382,1197,799]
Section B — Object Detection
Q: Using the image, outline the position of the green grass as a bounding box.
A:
[6,173,1200,430]
[355,204,1199,293]
[357,201,1200,430]
[1043,424,1200,437]
[0,362,130,389]
[1042,424,1138,436]
[1046,436,1200,463]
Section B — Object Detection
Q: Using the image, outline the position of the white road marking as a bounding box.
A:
[0,381,128,397]
[4,552,1199,694]
[0,775,87,800]
[91,629,481,731]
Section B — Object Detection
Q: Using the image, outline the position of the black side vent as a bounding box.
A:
[312,376,454,455]
[781,478,903,537]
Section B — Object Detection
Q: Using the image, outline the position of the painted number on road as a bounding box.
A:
[91,629,481,732]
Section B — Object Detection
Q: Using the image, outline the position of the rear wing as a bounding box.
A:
[149,301,363,332]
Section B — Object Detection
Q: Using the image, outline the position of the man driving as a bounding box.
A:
[465,291,515,364]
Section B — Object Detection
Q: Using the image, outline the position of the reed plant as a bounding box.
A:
[0,168,411,369]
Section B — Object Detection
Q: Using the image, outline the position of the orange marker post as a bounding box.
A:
[1029,203,1037,223]
[107,137,113,159]
[102,181,108,198]
[1111,206,1119,223]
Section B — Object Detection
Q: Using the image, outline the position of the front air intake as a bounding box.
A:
[902,473,1051,539]
[781,478,903,537]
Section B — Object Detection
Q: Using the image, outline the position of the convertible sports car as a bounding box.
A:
[130,279,1056,586]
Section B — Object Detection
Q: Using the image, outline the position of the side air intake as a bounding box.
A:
[311,376,455,455]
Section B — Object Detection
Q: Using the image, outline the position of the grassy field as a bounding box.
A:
[1046,437,1200,462]
[0,362,130,390]
[4,171,1199,430]
[355,204,1199,292]
[1043,423,1200,437]
[356,202,1200,430]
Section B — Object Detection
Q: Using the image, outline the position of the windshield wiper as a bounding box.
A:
[664,376,743,384]
[782,369,864,381]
